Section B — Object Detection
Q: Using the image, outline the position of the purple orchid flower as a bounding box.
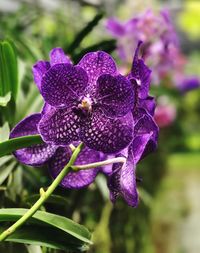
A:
[33,48,135,154]
[107,108,158,207]
[9,45,159,205]
[9,48,135,190]
[129,42,158,161]
[108,148,138,207]
[106,9,180,84]
[107,42,159,207]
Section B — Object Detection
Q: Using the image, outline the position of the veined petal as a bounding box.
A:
[130,42,151,99]
[139,96,156,116]
[32,61,50,91]
[132,109,159,162]
[131,133,153,164]
[78,51,117,89]
[49,146,102,189]
[41,103,52,115]
[80,111,134,154]
[96,74,134,117]
[10,113,57,166]
[38,108,81,146]
[41,63,88,108]
[108,149,138,207]
[50,48,71,66]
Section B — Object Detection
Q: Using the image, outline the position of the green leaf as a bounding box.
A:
[15,84,43,123]
[0,122,10,142]
[0,156,12,167]
[0,135,43,158]
[0,225,90,252]
[0,92,11,107]
[67,12,104,53]
[0,208,92,249]
[6,165,23,201]
[0,40,18,102]
[0,161,16,185]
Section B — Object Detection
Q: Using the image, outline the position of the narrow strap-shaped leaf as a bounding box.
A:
[0,161,16,185]
[67,12,104,53]
[0,208,92,244]
[0,156,12,167]
[0,122,10,142]
[0,225,90,252]
[0,135,43,158]
[0,40,18,101]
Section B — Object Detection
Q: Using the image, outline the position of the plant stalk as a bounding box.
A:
[0,142,84,241]
[71,157,126,171]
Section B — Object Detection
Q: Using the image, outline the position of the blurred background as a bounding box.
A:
[0,0,200,252]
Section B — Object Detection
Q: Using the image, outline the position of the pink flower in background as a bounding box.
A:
[154,96,176,128]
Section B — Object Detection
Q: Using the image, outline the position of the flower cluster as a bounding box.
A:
[107,10,178,82]
[106,9,200,90]
[10,43,158,207]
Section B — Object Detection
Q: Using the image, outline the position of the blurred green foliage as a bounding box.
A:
[178,1,200,40]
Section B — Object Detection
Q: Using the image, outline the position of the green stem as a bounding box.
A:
[0,135,43,157]
[72,157,126,171]
[0,142,84,241]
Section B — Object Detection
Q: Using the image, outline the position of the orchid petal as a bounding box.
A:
[80,112,134,154]
[41,63,88,108]
[96,74,134,117]
[10,113,57,166]
[38,108,81,146]
[50,47,71,66]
